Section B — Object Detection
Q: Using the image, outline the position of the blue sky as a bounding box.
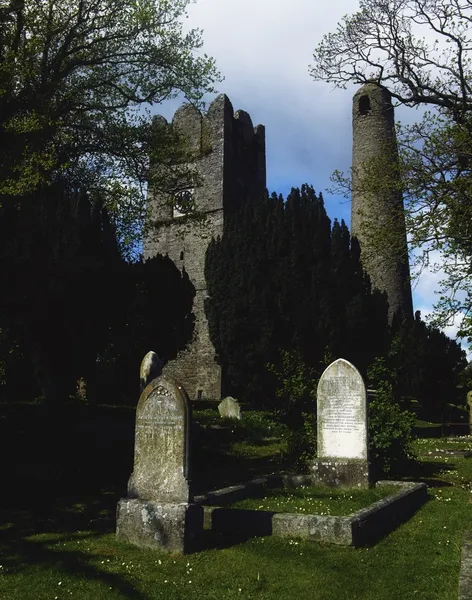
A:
[154,0,466,353]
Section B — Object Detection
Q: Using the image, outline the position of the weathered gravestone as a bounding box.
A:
[467,391,472,434]
[312,358,369,487]
[218,396,242,420]
[116,375,203,553]
[139,351,162,393]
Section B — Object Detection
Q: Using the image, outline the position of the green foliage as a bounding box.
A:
[95,255,195,404]
[267,350,318,468]
[0,326,39,401]
[387,311,467,418]
[0,0,220,253]
[205,185,389,405]
[364,310,466,474]
[367,357,416,475]
[366,310,466,472]
[268,350,318,415]
[0,182,195,405]
[0,184,122,403]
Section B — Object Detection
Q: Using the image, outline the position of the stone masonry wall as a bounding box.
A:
[144,95,266,400]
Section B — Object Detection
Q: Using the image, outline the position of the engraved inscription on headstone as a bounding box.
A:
[128,377,190,504]
[317,359,367,460]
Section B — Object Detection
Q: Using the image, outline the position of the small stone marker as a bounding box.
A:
[140,350,162,393]
[312,358,369,487]
[467,391,472,434]
[218,396,241,420]
[116,373,202,553]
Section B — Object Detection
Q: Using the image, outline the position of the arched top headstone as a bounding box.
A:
[128,376,190,503]
[467,390,472,407]
[317,358,367,460]
[218,396,241,420]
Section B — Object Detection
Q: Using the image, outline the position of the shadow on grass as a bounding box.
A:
[0,402,290,585]
[0,485,151,599]
[399,458,455,488]
[198,528,267,552]
[1,532,150,599]
[192,449,289,495]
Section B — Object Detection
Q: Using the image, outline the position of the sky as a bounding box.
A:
[154,0,467,354]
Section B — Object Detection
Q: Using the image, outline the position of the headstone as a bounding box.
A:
[311,358,369,487]
[467,391,472,434]
[116,374,202,553]
[129,377,190,502]
[218,396,242,420]
[140,351,162,393]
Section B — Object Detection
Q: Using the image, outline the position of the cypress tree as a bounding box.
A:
[205,183,399,405]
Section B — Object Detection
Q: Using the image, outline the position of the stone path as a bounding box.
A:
[459,531,472,600]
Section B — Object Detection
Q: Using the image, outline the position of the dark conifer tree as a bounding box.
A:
[0,183,123,404]
[387,311,467,417]
[96,255,195,404]
[329,222,389,373]
[0,180,196,406]
[205,184,390,404]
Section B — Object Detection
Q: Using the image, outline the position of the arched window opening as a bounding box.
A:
[180,251,184,260]
[359,95,371,115]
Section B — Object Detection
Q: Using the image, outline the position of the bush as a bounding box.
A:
[367,357,416,475]
[268,350,319,469]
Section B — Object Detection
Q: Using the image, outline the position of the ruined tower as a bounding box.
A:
[352,82,413,322]
[144,94,266,400]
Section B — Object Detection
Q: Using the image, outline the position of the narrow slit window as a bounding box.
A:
[180,251,184,260]
[359,95,371,115]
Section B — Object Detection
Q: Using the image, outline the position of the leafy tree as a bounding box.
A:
[205,194,283,401]
[0,0,219,250]
[367,356,416,475]
[0,180,196,406]
[0,183,121,403]
[267,349,322,468]
[329,219,389,373]
[0,0,217,404]
[311,0,472,340]
[386,311,467,418]
[311,0,471,111]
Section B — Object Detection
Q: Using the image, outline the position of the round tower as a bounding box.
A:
[351,82,413,322]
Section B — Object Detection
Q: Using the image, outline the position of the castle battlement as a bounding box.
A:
[144,95,266,401]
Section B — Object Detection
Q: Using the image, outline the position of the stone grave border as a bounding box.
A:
[194,475,427,547]
[459,530,472,600]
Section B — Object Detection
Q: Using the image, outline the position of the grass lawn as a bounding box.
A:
[1,407,471,600]
[229,484,400,515]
